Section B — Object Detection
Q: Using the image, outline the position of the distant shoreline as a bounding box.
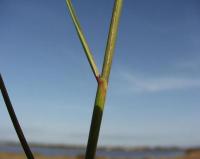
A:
[0,141,194,152]
[0,150,199,159]
[1,142,200,159]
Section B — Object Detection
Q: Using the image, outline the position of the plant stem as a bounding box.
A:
[0,74,35,159]
[102,0,123,82]
[85,1,123,159]
[66,0,100,80]
[85,77,107,159]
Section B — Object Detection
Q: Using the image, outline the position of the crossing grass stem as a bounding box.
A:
[66,0,100,80]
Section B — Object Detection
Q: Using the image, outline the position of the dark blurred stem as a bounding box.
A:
[0,74,35,159]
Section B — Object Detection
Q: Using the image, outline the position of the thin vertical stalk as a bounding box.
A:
[101,0,123,82]
[85,1,123,159]
[0,74,35,159]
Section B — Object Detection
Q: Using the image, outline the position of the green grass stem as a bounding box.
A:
[65,0,123,159]
[85,1,123,159]
[65,0,100,80]
[101,0,123,82]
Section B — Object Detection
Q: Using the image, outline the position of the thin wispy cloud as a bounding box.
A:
[121,72,200,93]
[175,59,200,71]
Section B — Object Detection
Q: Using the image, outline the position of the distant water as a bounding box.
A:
[0,144,185,158]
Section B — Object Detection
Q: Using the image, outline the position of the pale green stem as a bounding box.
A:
[85,1,123,159]
[66,0,100,79]
[102,0,123,82]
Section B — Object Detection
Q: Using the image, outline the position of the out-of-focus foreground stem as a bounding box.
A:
[0,74,35,159]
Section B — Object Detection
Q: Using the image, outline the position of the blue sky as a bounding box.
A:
[0,0,200,147]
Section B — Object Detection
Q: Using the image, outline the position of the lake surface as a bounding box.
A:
[0,144,185,158]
